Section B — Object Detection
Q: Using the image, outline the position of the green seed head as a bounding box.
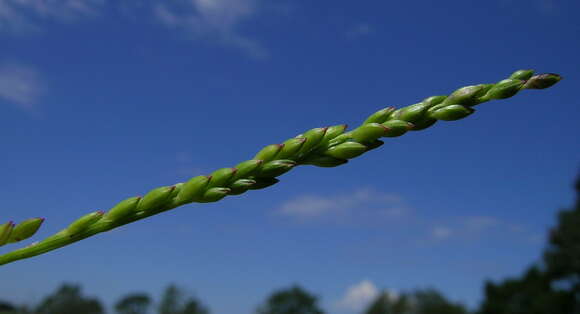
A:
[175,175,211,204]
[67,211,104,236]
[523,73,562,89]
[232,160,263,181]
[296,127,328,156]
[228,179,257,195]
[408,116,437,131]
[248,177,279,190]
[509,69,535,80]
[350,123,388,143]
[0,222,15,246]
[382,120,413,137]
[207,168,237,188]
[325,141,367,159]
[443,85,490,107]
[363,107,395,124]
[256,160,296,178]
[104,197,141,222]
[422,95,447,106]
[254,144,284,163]
[317,124,348,149]
[200,187,231,203]
[136,186,176,213]
[481,79,524,100]
[430,104,474,121]
[301,155,348,167]
[7,218,44,243]
[276,137,306,160]
[392,102,431,123]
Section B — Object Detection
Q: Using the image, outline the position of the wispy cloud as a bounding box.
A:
[277,188,409,222]
[428,215,505,242]
[0,0,102,33]
[346,23,373,39]
[154,0,268,59]
[0,62,45,113]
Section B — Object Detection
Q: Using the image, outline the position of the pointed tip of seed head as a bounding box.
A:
[96,210,105,215]
[169,185,177,191]
[231,167,238,174]
[276,143,285,148]
[256,159,264,165]
[206,175,213,179]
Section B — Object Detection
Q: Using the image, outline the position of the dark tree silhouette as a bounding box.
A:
[115,293,151,314]
[478,175,580,314]
[256,285,324,314]
[158,284,209,314]
[365,289,466,314]
[365,291,409,314]
[35,283,103,314]
[544,176,580,301]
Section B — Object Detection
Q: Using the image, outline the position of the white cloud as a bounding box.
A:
[277,188,408,221]
[337,280,379,311]
[0,0,102,32]
[0,62,45,112]
[346,23,373,39]
[154,0,268,59]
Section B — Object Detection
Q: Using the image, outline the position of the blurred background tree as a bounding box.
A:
[158,284,209,314]
[365,291,409,314]
[256,285,324,314]
[364,289,466,314]
[478,175,580,314]
[35,283,104,314]
[115,293,151,314]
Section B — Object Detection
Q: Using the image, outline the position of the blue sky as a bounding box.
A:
[1,0,579,313]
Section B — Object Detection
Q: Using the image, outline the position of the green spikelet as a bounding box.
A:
[136,186,176,213]
[256,160,296,178]
[104,197,141,222]
[254,144,284,163]
[228,179,257,195]
[0,222,15,246]
[430,104,474,121]
[175,176,211,204]
[382,120,413,137]
[7,218,44,243]
[199,187,230,203]
[325,142,367,159]
[67,211,104,236]
[350,123,388,143]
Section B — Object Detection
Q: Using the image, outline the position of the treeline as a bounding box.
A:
[2,177,579,314]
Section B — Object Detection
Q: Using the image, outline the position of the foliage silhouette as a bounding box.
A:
[158,284,209,314]
[115,293,152,314]
[365,289,467,314]
[35,283,103,314]
[256,285,324,314]
[478,175,580,314]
